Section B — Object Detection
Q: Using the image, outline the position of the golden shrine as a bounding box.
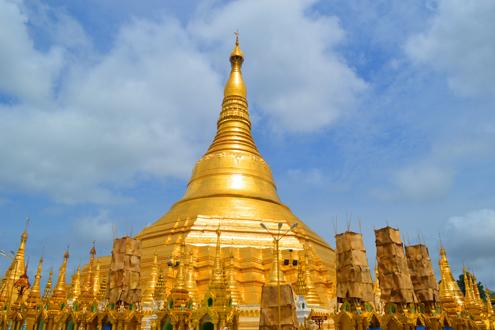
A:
[1,36,494,330]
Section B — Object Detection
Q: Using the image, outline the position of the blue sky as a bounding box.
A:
[1,0,495,289]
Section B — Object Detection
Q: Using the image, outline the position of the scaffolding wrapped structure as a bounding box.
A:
[108,236,142,305]
[375,227,416,304]
[405,244,439,304]
[335,231,374,303]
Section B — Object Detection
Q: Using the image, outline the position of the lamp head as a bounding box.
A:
[278,223,283,230]
[290,223,298,230]
[260,223,267,230]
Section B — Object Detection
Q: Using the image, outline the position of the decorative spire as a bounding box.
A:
[185,248,198,305]
[51,250,69,306]
[438,247,464,315]
[92,262,101,300]
[168,241,190,309]
[81,243,96,302]
[142,254,159,306]
[71,266,81,301]
[43,269,53,302]
[486,288,494,316]
[226,248,241,305]
[27,257,43,307]
[224,31,246,98]
[154,266,166,303]
[302,244,321,305]
[294,252,308,297]
[206,33,259,157]
[210,229,227,289]
[205,229,229,308]
[463,267,477,310]
[0,225,29,304]
[174,243,187,291]
[373,263,383,313]
[471,273,483,308]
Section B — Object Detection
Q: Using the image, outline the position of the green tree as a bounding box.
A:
[457,273,487,301]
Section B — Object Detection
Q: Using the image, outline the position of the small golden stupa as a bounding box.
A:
[133,35,336,327]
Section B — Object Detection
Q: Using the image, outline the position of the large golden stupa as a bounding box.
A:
[135,35,336,326]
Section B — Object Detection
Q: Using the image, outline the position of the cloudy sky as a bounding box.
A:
[1,0,495,289]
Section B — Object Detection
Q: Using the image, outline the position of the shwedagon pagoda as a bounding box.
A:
[1,37,494,330]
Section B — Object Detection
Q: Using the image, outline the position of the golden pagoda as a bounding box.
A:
[134,35,336,327]
[438,247,464,316]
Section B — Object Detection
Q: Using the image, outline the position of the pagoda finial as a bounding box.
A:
[71,266,81,301]
[438,247,464,316]
[223,32,246,98]
[81,243,96,303]
[43,269,53,302]
[142,253,159,306]
[27,256,43,307]
[51,249,69,306]
[211,229,225,286]
[0,225,29,305]
[226,247,241,305]
[174,242,187,291]
[486,288,494,316]
[294,252,308,297]
[185,248,198,305]
[205,229,229,308]
[92,261,101,300]
[154,265,166,303]
[302,243,321,305]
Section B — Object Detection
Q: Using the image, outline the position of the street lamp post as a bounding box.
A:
[260,222,298,330]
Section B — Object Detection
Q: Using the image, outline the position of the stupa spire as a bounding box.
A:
[294,252,308,297]
[206,33,259,157]
[226,248,241,305]
[438,247,464,315]
[27,257,43,307]
[92,262,101,300]
[174,243,187,291]
[81,242,96,302]
[51,250,69,306]
[205,229,229,308]
[302,244,321,305]
[43,269,53,302]
[210,228,227,288]
[0,223,29,304]
[486,288,494,316]
[142,253,159,306]
[71,266,81,301]
[185,249,198,305]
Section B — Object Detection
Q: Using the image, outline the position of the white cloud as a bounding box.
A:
[0,3,222,203]
[443,209,495,288]
[0,0,367,203]
[0,0,63,105]
[189,0,367,133]
[74,210,115,243]
[393,163,453,200]
[405,0,495,96]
